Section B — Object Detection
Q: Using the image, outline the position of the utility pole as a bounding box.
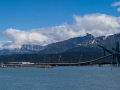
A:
[44,56,45,63]
[58,55,61,63]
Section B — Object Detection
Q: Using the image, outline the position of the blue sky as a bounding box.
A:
[0,0,120,49]
[0,0,117,31]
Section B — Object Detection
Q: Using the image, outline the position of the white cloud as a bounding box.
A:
[3,28,50,48]
[1,13,120,49]
[111,1,120,12]
[73,14,120,36]
[117,8,120,12]
[111,1,120,7]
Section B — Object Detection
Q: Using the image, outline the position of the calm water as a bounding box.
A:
[0,66,120,90]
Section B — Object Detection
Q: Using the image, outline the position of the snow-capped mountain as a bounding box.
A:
[0,44,45,55]
[39,33,120,54]
[0,33,120,55]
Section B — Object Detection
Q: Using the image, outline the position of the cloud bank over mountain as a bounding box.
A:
[1,13,120,49]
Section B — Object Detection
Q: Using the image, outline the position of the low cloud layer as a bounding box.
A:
[1,13,120,49]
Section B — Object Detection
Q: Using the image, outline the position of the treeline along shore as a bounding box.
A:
[0,52,112,63]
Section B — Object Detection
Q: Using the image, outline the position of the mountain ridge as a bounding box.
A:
[0,33,120,55]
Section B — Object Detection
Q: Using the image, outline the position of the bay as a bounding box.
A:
[0,66,119,90]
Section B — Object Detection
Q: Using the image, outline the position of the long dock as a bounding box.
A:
[0,62,119,67]
[0,62,82,67]
[36,63,81,66]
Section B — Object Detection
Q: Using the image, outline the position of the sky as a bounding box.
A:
[0,0,120,49]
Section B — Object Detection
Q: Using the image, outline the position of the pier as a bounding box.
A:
[1,61,119,67]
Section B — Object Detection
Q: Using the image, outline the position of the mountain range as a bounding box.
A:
[38,33,120,54]
[0,33,120,55]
